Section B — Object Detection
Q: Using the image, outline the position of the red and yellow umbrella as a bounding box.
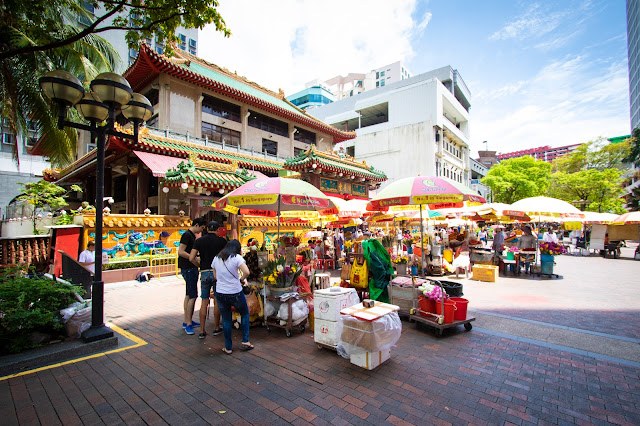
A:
[368,176,485,210]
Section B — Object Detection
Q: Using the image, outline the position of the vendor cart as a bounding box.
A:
[265,295,308,337]
[408,280,475,336]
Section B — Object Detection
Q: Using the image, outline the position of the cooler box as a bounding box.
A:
[314,318,339,347]
[314,287,360,322]
[350,348,391,370]
[472,264,498,282]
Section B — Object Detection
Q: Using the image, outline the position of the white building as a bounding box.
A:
[308,66,472,188]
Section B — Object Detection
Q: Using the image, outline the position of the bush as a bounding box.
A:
[102,256,152,271]
[0,269,83,354]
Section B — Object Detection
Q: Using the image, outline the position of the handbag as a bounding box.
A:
[349,257,369,289]
[340,263,352,281]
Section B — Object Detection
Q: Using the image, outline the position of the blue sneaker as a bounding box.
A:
[184,324,195,335]
[191,320,200,327]
[182,322,188,329]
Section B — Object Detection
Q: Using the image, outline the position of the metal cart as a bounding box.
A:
[265,295,307,337]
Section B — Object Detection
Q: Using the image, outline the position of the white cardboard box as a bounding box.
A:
[314,287,360,322]
[350,348,391,370]
[314,318,338,347]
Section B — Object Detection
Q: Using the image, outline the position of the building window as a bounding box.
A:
[380,80,385,86]
[262,139,278,156]
[294,147,305,157]
[189,39,197,55]
[146,114,159,127]
[376,72,379,79]
[346,146,355,157]
[144,88,159,106]
[381,71,385,77]
[294,127,316,145]
[248,111,288,137]
[178,33,186,50]
[202,122,241,147]
[129,48,138,62]
[155,46,164,55]
[376,81,380,87]
[202,94,241,122]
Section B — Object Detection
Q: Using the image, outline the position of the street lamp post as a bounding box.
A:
[40,71,153,342]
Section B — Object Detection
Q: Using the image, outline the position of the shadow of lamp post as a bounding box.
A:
[39,71,153,342]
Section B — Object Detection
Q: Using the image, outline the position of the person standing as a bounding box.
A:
[78,240,96,274]
[189,221,227,339]
[492,228,505,253]
[211,240,253,354]
[178,217,206,335]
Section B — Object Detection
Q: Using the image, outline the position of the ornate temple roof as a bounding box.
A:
[163,155,256,191]
[284,145,387,182]
[124,44,356,143]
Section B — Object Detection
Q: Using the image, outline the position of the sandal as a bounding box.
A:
[240,342,254,351]
[222,348,233,355]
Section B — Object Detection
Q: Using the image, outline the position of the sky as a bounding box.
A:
[199,0,630,157]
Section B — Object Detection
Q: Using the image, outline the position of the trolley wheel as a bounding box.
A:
[464,322,472,331]
[300,325,306,332]
[266,325,271,332]
[286,329,292,338]
[317,344,324,350]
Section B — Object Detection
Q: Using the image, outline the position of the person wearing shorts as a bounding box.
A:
[189,221,227,338]
[178,217,206,335]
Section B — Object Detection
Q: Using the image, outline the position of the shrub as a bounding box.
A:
[0,269,83,354]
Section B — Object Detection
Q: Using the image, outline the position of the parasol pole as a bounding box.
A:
[420,204,425,277]
[277,195,281,242]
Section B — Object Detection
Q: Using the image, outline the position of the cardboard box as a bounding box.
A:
[340,314,398,352]
[350,348,391,370]
[314,318,338,347]
[472,264,498,282]
[314,287,359,322]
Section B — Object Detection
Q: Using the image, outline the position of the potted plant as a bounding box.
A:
[391,254,409,275]
[410,259,420,276]
[539,242,566,274]
[403,237,414,254]
[263,256,303,297]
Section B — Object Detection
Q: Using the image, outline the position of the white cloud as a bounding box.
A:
[489,3,566,41]
[472,55,630,156]
[199,0,421,95]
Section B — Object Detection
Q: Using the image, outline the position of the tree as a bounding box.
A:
[17,180,82,234]
[1,0,230,167]
[480,156,552,204]
[624,127,640,168]
[548,169,626,213]
[0,0,230,61]
[626,186,640,212]
[553,137,631,173]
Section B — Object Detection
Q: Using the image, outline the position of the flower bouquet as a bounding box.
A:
[263,256,303,292]
[539,242,566,256]
[391,254,409,264]
[344,240,353,253]
[279,236,301,248]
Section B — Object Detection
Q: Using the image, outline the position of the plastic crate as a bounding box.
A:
[472,264,498,282]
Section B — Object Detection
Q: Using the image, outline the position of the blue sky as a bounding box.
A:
[200,0,629,156]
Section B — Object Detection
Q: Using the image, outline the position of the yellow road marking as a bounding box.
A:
[0,323,147,381]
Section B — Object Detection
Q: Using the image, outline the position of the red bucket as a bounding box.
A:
[450,297,468,321]
[418,296,435,315]
[435,298,456,324]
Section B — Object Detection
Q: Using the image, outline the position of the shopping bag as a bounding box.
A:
[349,258,369,289]
[246,291,261,317]
[340,263,352,281]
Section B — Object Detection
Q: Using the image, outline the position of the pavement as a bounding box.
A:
[1,245,639,425]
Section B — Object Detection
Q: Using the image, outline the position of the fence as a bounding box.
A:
[150,248,178,277]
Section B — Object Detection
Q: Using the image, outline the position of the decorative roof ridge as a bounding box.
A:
[137,127,285,167]
[286,144,385,176]
[172,47,283,101]
[130,44,356,141]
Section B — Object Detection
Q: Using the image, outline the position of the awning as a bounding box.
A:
[133,150,185,177]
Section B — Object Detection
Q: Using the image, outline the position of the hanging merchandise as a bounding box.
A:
[350,258,369,289]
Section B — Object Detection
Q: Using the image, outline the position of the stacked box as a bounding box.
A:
[350,348,390,370]
[313,287,359,347]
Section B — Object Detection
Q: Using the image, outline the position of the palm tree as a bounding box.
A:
[0,1,119,167]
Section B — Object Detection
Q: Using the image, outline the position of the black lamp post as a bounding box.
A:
[40,70,153,342]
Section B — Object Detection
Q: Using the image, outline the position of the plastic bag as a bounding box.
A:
[350,258,369,289]
[336,311,402,359]
[65,305,92,338]
[452,252,470,270]
[278,299,309,322]
[264,300,279,318]
[246,291,261,317]
[60,301,88,323]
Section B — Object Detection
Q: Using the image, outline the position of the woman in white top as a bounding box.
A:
[211,240,253,354]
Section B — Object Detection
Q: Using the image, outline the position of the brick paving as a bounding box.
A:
[1,248,640,425]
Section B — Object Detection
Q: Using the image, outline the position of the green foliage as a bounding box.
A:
[625,186,640,212]
[102,256,152,271]
[480,156,552,204]
[0,269,84,354]
[625,128,640,168]
[548,169,626,213]
[1,0,230,61]
[17,180,82,234]
[553,138,631,173]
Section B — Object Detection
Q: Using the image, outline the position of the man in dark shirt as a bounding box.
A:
[178,217,206,335]
[189,221,227,338]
